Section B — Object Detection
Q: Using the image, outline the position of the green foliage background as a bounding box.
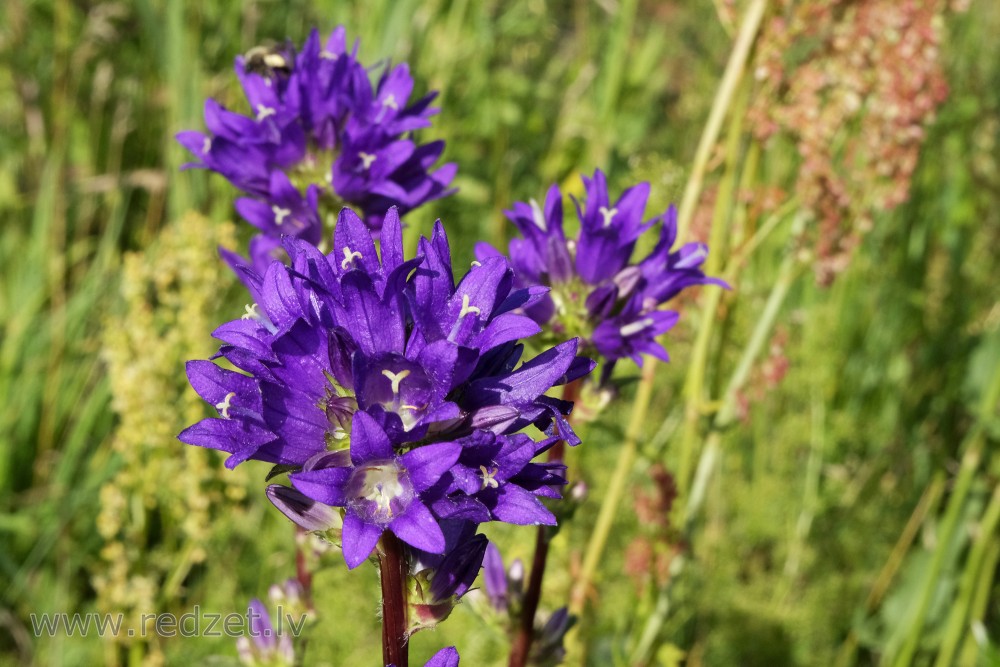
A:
[1,0,998,665]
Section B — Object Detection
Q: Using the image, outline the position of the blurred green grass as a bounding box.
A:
[1,1,998,665]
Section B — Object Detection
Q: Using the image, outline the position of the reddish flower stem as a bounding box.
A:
[295,528,314,610]
[508,380,581,667]
[380,531,409,667]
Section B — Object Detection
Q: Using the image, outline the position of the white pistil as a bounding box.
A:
[470,260,482,267]
[381,369,411,395]
[216,392,236,419]
[382,94,399,110]
[341,246,363,270]
[529,198,547,231]
[619,317,657,338]
[599,206,618,228]
[480,465,500,490]
[272,205,291,226]
[459,294,481,319]
[256,104,276,121]
[320,50,337,60]
[359,152,377,170]
[358,467,404,518]
[202,137,212,154]
[240,302,277,333]
[241,303,260,320]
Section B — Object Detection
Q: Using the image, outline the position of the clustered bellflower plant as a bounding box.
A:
[478,170,727,381]
[177,26,455,257]
[180,205,593,662]
[176,22,721,667]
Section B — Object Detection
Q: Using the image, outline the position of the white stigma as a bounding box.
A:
[215,392,236,419]
[357,465,405,518]
[529,198,547,231]
[619,317,657,338]
[381,369,411,395]
[341,246,363,270]
[272,205,291,225]
[382,94,399,110]
[459,293,481,319]
[202,137,212,154]
[240,302,277,333]
[320,50,337,60]
[480,465,500,490]
[256,104,276,121]
[471,260,482,267]
[359,152,377,170]
[599,206,618,228]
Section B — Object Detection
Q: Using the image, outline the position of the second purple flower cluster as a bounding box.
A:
[178,27,455,252]
[181,208,593,629]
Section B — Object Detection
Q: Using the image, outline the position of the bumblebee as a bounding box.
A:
[242,41,293,77]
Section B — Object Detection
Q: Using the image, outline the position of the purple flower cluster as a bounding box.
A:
[180,208,592,574]
[477,170,726,374]
[177,27,455,250]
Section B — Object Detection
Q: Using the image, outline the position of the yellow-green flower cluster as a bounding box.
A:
[95,213,251,664]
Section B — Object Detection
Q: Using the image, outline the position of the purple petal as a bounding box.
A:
[289,466,352,506]
[390,500,446,554]
[490,485,556,526]
[350,410,394,463]
[423,647,460,667]
[342,511,383,569]
[266,484,339,531]
[401,442,462,491]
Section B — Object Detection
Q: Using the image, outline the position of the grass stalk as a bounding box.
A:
[957,540,1000,665]
[933,483,1000,667]
[628,239,802,665]
[564,359,657,664]
[676,75,751,498]
[674,0,768,245]
[889,354,1000,666]
[833,474,947,667]
[889,435,984,667]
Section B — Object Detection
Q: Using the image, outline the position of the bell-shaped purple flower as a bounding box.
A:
[477,170,728,373]
[406,521,488,632]
[289,412,460,568]
[236,599,295,667]
[388,646,460,667]
[178,26,455,245]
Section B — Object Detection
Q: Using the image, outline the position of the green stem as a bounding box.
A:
[889,434,983,667]
[889,355,1000,667]
[629,244,801,666]
[565,360,657,664]
[674,0,769,244]
[957,540,1000,664]
[570,361,658,616]
[933,484,1000,667]
[833,474,947,667]
[676,23,756,500]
